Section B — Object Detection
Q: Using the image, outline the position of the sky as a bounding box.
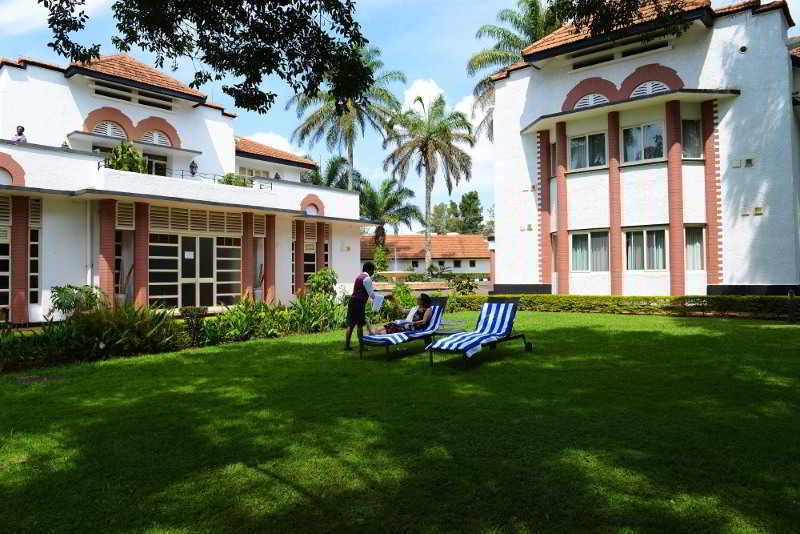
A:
[1,0,798,234]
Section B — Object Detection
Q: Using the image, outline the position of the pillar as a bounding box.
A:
[555,121,569,294]
[666,100,685,296]
[10,196,29,324]
[608,111,623,295]
[537,130,552,286]
[294,220,305,293]
[97,199,116,303]
[133,202,149,308]
[702,100,722,285]
[264,215,276,303]
[315,222,326,272]
[241,212,254,299]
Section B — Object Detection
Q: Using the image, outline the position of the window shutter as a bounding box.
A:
[253,214,266,237]
[116,201,135,230]
[93,121,127,139]
[574,93,610,109]
[0,197,9,226]
[141,130,171,147]
[28,198,42,228]
[630,81,669,98]
[292,221,296,241]
[170,208,189,231]
[209,212,226,233]
[225,212,242,235]
[150,206,170,230]
[189,210,208,232]
[304,221,317,242]
[0,227,8,243]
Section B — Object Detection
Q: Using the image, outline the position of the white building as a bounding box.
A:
[0,54,366,324]
[492,0,800,296]
[361,234,490,275]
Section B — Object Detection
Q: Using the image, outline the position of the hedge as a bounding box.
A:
[446,294,794,319]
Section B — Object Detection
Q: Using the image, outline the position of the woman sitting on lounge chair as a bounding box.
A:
[375,293,433,335]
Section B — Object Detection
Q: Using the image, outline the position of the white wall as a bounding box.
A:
[570,272,611,295]
[621,163,669,227]
[567,169,609,230]
[380,257,490,274]
[330,223,361,297]
[235,157,306,183]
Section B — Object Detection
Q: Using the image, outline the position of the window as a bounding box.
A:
[148,233,179,308]
[686,227,705,270]
[626,229,666,270]
[114,231,123,295]
[469,260,476,268]
[239,167,272,179]
[216,237,241,305]
[93,80,173,111]
[0,230,8,321]
[140,130,171,147]
[571,231,609,272]
[438,260,445,267]
[411,260,419,268]
[454,260,462,268]
[623,123,663,162]
[574,93,610,110]
[550,142,557,177]
[570,133,606,170]
[682,120,702,158]
[144,153,167,176]
[630,81,669,98]
[92,121,127,139]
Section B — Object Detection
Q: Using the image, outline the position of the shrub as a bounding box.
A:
[288,291,346,333]
[180,307,207,347]
[448,274,478,295]
[405,272,429,282]
[105,141,147,173]
[49,285,103,319]
[391,282,416,308]
[203,299,279,344]
[307,268,338,297]
[219,172,251,187]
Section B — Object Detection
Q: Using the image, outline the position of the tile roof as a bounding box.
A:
[361,234,490,260]
[71,54,206,99]
[522,0,711,57]
[235,137,317,167]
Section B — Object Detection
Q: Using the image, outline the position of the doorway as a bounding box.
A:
[181,236,215,307]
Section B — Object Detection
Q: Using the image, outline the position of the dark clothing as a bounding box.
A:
[384,307,428,334]
[351,272,369,302]
[347,297,367,327]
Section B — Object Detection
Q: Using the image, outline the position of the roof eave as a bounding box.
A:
[235,150,318,170]
[65,65,206,103]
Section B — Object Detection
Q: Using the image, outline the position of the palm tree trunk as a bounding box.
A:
[347,141,354,191]
[424,171,433,271]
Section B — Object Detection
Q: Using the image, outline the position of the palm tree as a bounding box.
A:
[467,0,560,141]
[287,47,405,189]
[383,95,474,269]
[301,156,362,190]
[359,177,424,247]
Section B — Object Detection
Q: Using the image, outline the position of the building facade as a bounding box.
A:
[361,234,490,276]
[492,0,800,296]
[0,54,366,324]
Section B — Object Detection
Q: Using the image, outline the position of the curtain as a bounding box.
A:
[682,120,702,158]
[572,234,589,271]
[588,133,606,166]
[643,123,663,159]
[686,227,704,270]
[591,232,609,271]
[570,137,587,169]
[626,232,644,270]
[623,128,641,162]
[647,230,666,270]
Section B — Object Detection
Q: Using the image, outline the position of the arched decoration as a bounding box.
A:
[0,152,25,186]
[134,117,181,148]
[562,78,620,111]
[84,107,135,139]
[574,93,610,109]
[300,194,325,216]
[620,64,684,98]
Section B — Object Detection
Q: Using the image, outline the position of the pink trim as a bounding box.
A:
[300,194,325,216]
[315,223,326,271]
[562,77,619,111]
[134,202,149,308]
[555,122,569,295]
[0,152,25,185]
[241,213,254,299]
[620,64,684,98]
[134,117,182,148]
[702,100,723,285]
[97,199,117,302]
[489,249,496,292]
[84,107,136,139]
[607,111,623,295]
[10,197,29,324]
[665,101,685,296]
[537,130,552,284]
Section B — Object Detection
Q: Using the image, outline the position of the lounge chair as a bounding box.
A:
[359,296,448,359]
[427,297,532,368]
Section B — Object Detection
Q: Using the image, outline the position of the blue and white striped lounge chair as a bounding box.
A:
[359,297,448,360]
[427,297,532,368]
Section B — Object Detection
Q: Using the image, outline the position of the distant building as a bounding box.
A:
[361,234,490,275]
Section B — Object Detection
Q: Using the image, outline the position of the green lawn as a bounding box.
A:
[2,312,799,533]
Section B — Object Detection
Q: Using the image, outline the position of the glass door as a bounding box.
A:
[180,236,215,307]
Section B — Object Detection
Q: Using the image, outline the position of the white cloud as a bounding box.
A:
[245,132,304,156]
[402,78,446,111]
[0,0,110,37]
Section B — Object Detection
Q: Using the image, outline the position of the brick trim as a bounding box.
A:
[294,220,305,293]
[134,117,182,148]
[619,64,684,98]
[97,199,117,302]
[10,197,29,324]
[0,152,25,185]
[300,194,325,216]
[133,202,149,308]
[607,112,623,295]
[264,215,276,303]
[489,249,496,292]
[562,77,620,111]
[537,130,552,284]
[702,100,723,284]
[84,107,136,139]
[555,121,569,294]
[665,101,685,296]
[241,213,254,299]
[315,223,326,271]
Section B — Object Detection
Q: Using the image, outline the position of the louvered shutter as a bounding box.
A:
[0,227,8,243]
[0,197,11,226]
[93,121,127,139]
[28,199,42,228]
[116,202,135,230]
[225,213,242,235]
[574,93,610,109]
[630,81,669,98]
[150,206,170,230]
[170,208,189,231]
[141,130,171,147]
[304,221,317,242]
[253,214,266,237]
[209,212,226,233]
[190,210,208,232]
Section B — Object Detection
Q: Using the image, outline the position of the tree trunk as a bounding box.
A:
[347,141,354,191]
[374,225,386,248]
[424,171,433,272]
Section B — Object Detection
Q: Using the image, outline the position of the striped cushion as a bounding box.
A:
[361,305,444,346]
[427,302,517,357]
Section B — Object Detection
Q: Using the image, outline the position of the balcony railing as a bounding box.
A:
[98,161,274,191]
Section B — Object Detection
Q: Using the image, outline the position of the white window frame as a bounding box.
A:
[681,118,703,160]
[621,121,665,164]
[568,131,607,171]
[569,230,609,273]
[685,226,706,271]
[624,226,669,272]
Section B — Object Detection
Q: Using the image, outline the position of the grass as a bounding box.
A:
[2,311,799,533]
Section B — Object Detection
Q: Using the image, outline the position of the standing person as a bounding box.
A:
[344,262,384,350]
[12,126,26,144]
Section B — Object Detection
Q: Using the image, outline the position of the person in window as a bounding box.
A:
[12,125,26,144]
[375,293,433,335]
[344,262,389,350]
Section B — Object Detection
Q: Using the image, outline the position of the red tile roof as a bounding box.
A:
[361,234,490,260]
[71,54,206,99]
[235,137,317,167]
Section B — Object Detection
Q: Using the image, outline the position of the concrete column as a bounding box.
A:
[537,130,552,286]
[315,223,326,272]
[97,199,116,304]
[10,196,29,324]
[702,100,722,285]
[608,111,623,295]
[264,215,276,303]
[555,121,569,294]
[294,220,305,293]
[133,202,149,308]
[241,213,254,299]
[666,100,685,296]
